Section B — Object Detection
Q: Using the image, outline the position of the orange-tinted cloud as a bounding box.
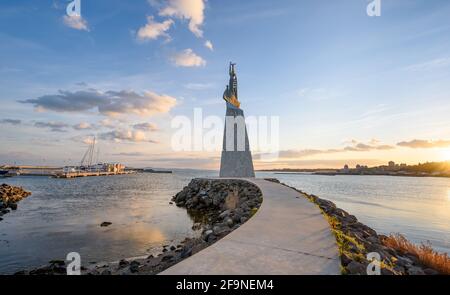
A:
[397,139,450,148]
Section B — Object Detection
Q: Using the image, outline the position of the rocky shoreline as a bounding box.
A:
[0,183,31,221]
[16,178,262,275]
[267,179,443,275]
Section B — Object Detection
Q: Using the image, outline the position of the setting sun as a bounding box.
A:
[440,149,450,161]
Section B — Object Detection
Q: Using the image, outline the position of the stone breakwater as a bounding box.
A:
[16,179,262,275]
[0,183,31,221]
[172,178,263,243]
[268,179,442,275]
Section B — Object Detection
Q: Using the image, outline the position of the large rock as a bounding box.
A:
[346,261,367,275]
[0,184,31,220]
[407,266,426,275]
[218,210,230,219]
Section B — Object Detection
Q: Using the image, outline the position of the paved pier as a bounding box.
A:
[161,178,340,275]
[54,171,135,178]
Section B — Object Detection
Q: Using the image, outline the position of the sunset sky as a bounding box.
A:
[1,0,450,169]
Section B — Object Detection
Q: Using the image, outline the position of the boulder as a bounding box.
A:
[219,210,230,219]
[407,266,425,275]
[423,268,440,275]
[213,224,230,236]
[129,261,140,273]
[346,261,367,275]
[191,223,202,230]
[212,194,223,206]
[380,267,396,275]
[395,255,413,267]
[202,230,213,241]
[225,217,234,227]
[206,234,217,243]
[340,254,352,267]
[180,246,193,258]
[161,254,174,262]
[118,259,129,268]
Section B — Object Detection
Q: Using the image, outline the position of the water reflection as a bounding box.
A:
[0,171,217,274]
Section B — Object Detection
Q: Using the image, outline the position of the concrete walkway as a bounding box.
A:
[161,178,340,275]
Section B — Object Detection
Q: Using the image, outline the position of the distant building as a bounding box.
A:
[388,161,395,167]
[63,163,125,173]
[341,164,349,174]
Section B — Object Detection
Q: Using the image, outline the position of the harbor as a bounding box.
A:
[0,137,141,178]
[0,166,172,178]
[55,170,135,178]
[0,166,135,178]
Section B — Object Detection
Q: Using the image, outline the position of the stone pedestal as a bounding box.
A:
[219,102,255,177]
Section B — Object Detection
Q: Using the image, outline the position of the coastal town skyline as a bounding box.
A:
[1,0,450,169]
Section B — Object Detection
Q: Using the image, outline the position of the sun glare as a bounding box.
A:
[441,149,450,161]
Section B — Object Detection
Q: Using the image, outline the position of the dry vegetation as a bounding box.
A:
[382,234,450,275]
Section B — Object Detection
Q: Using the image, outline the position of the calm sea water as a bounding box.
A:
[0,170,216,274]
[1,170,449,273]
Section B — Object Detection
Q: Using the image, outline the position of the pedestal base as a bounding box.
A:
[220,150,255,177]
[219,103,255,178]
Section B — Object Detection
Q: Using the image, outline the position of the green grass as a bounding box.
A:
[249,207,258,217]
[301,192,400,274]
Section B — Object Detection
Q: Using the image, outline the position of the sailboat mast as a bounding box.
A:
[88,137,96,167]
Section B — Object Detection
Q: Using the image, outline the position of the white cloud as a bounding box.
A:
[170,49,206,67]
[137,16,174,41]
[99,118,116,128]
[133,122,158,131]
[159,0,205,38]
[259,140,395,159]
[73,122,94,130]
[21,89,178,117]
[99,129,157,143]
[82,136,95,145]
[63,15,89,31]
[0,119,22,125]
[204,40,213,51]
[397,139,450,148]
[99,90,177,117]
[404,57,450,71]
[34,121,69,132]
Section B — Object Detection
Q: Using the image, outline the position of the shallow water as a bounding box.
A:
[0,170,216,274]
[1,170,449,273]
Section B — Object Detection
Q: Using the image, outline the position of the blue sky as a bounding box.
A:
[1,0,450,168]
